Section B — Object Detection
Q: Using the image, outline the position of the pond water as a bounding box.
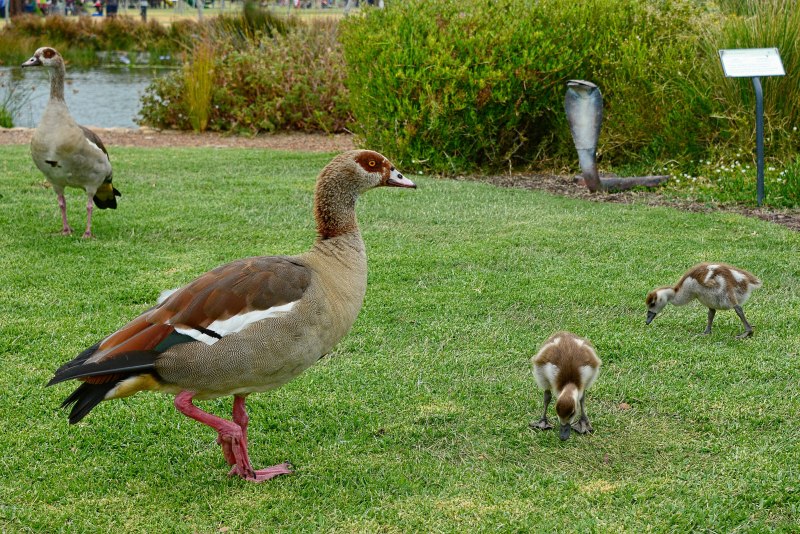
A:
[0,66,170,129]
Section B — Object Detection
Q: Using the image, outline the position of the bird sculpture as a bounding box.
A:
[646,262,761,338]
[22,47,120,238]
[47,150,416,482]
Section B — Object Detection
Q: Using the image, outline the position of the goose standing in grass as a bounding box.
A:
[22,47,120,238]
[47,150,416,482]
[646,262,761,338]
[530,331,601,441]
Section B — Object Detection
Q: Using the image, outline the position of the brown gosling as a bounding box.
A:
[530,331,601,441]
[646,262,762,339]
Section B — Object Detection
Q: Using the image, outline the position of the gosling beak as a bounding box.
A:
[646,311,657,325]
[386,167,416,189]
[559,423,571,441]
[21,56,42,68]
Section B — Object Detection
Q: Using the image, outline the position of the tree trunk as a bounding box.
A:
[10,0,24,17]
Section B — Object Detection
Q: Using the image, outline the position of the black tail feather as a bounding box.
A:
[61,382,118,424]
[47,351,158,387]
[92,181,122,210]
[51,342,101,379]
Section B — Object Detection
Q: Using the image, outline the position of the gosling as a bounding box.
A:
[646,262,762,339]
[530,331,601,441]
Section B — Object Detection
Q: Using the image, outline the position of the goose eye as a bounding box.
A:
[43,49,55,59]
[368,160,376,167]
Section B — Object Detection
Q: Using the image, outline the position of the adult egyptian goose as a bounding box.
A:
[530,331,601,441]
[22,47,120,238]
[47,150,415,482]
[646,262,762,338]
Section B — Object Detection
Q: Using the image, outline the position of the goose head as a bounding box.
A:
[319,150,416,194]
[645,287,673,324]
[555,384,580,440]
[21,47,64,70]
[313,150,415,240]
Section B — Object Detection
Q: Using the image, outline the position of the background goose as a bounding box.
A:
[22,47,120,238]
[646,262,761,338]
[530,331,601,440]
[47,150,415,482]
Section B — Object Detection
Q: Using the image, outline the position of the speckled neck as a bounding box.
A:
[48,61,66,102]
[313,166,360,241]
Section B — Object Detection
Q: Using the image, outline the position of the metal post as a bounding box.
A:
[752,76,764,206]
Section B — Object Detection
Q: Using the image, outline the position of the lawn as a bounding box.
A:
[0,145,798,531]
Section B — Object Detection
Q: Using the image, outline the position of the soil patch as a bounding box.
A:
[0,127,355,152]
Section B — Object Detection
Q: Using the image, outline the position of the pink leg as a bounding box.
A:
[229,394,293,481]
[57,193,73,235]
[174,391,292,482]
[82,194,94,238]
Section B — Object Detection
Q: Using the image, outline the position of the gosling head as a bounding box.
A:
[555,384,580,441]
[645,287,673,325]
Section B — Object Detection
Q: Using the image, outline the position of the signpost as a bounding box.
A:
[719,48,785,206]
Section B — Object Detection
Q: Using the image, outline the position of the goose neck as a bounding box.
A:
[314,178,359,241]
[48,63,66,102]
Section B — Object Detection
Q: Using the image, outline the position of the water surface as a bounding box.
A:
[1,66,167,129]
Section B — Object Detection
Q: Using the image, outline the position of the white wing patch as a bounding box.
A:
[157,288,178,304]
[730,269,747,282]
[704,265,719,284]
[174,301,297,346]
[579,364,599,390]
[85,138,104,155]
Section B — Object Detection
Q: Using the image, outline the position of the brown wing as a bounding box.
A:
[83,256,311,366]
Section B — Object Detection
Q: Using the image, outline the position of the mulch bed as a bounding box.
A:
[458,172,800,232]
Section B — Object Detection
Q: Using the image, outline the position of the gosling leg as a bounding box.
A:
[733,305,754,339]
[530,390,553,430]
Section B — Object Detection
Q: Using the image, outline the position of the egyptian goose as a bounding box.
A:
[22,47,120,238]
[646,262,762,338]
[47,150,415,482]
[530,331,601,441]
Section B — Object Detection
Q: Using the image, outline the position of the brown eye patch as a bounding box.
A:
[355,150,386,173]
[43,48,56,59]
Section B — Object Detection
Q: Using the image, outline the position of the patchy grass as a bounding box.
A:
[0,146,798,531]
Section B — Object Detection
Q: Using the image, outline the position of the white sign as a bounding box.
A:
[719,48,785,78]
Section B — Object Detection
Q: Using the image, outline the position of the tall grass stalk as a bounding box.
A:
[184,40,215,132]
[0,69,34,128]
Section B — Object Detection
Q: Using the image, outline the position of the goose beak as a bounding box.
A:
[646,311,657,325]
[21,56,42,68]
[559,424,571,441]
[386,168,416,189]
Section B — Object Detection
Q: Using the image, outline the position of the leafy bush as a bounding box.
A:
[139,19,351,134]
[339,0,711,174]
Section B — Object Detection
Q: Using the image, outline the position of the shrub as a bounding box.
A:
[0,14,181,67]
[139,19,351,134]
[340,0,711,174]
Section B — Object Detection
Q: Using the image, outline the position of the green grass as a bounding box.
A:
[0,146,799,531]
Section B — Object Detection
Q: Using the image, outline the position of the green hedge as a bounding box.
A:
[339,0,713,174]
